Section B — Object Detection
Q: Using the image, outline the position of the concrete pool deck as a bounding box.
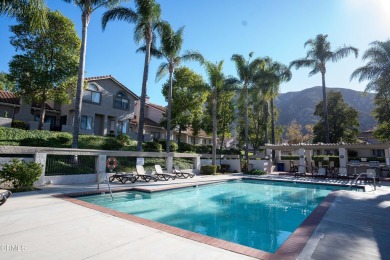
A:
[0,174,389,260]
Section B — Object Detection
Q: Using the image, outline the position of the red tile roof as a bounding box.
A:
[0,90,19,105]
[147,102,166,112]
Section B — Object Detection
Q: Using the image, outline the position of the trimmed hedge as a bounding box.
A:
[11,120,27,129]
[201,165,217,175]
[143,141,162,152]
[158,140,178,152]
[0,159,42,191]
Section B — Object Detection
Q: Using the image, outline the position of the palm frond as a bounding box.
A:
[289,58,317,69]
[181,50,204,63]
[332,45,359,62]
[155,63,169,82]
[101,6,137,30]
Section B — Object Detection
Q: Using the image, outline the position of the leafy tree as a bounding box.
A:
[0,72,15,91]
[161,67,208,146]
[286,120,304,144]
[313,91,359,143]
[142,23,203,154]
[65,0,123,149]
[290,34,358,143]
[231,53,267,170]
[351,40,390,141]
[102,0,164,151]
[0,0,48,31]
[8,10,80,130]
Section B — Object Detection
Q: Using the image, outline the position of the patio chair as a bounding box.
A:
[294,165,307,177]
[314,167,327,178]
[109,171,137,184]
[336,167,349,179]
[173,165,195,178]
[365,168,379,183]
[154,165,176,181]
[135,165,159,182]
[0,189,12,206]
[289,160,298,173]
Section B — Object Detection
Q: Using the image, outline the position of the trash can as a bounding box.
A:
[277,162,285,172]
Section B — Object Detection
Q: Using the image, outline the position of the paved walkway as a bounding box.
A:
[0,174,389,260]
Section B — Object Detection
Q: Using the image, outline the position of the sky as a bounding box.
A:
[0,0,389,106]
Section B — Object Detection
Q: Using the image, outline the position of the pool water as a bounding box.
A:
[77,180,362,253]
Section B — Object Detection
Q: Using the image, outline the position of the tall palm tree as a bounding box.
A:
[267,61,291,146]
[141,24,204,154]
[203,61,225,165]
[102,0,163,151]
[350,40,390,92]
[0,0,48,31]
[231,53,266,171]
[65,0,122,149]
[290,34,358,143]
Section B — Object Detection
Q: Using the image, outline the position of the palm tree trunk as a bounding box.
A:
[270,96,276,162]
[137,31,152,151]
[166,68,173,154]
[264,102,269,143]
[212,97,217,166]
[322,72,330,143]
[244,85,249,172]
[38,100,46,130]
[72,11,90,149]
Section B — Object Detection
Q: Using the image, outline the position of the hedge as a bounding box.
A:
[200,165,217,175]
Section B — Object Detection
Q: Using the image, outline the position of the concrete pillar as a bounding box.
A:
[34,153,47,187]
[305,149,313,172]
[166,154,173,173]
[339,148,347,168]
[298,148,305,172]
[385,148,390,167]
[276,150,282,162]
[193,155,201,174]
[96,155,107,173]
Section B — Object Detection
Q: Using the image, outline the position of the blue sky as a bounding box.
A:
[1,0,389,105]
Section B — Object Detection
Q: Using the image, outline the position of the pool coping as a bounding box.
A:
[54,179,340,260]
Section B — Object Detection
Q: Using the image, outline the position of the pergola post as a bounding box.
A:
[385,148,390,167]
[338,148,347,168]
[298,148,305,171]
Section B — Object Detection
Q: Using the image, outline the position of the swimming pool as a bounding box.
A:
[76,180,362,253]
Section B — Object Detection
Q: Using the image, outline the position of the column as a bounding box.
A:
[385,147,390,167]
[305,149,313,172]
[34,153,47,187]
[166,154,173,173]
[193,155,201,174]
[103,115,108,136]
[339,148,347,168]
[298,148,305,172]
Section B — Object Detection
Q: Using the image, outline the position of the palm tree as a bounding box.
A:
[102,0,163,151]
[350,40,390,92]
[0,0,48,31]
[141,24,204,154]
[203,61,225,165]
[267,61,291,146]
[231,53,266,171]
[65,0,122,149]
[290,34,358,143]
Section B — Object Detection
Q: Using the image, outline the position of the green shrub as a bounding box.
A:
[11,120,27,129]
[281,155,299,160]
[143,141,162,152]
[102,137,124,150]
[116,133,133,146]
[200,165,217,175]
[178,142,195,153]
[247,169,266,175]
[194,145,211,154]
[216,165,221,173]
[20,137,48,147]
[0,159,42,191]
[220,164,230,173]
[158,140,178,152]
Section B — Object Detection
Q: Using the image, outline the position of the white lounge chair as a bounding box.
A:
[314,167,327,178]
[337,167,349,179]
[135,165,159,182]
[173,165,195,178]
[154,165,176,181]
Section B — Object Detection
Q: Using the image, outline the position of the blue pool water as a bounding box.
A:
[77,180,362,253]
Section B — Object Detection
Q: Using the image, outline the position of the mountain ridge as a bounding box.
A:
[275,86,376,131]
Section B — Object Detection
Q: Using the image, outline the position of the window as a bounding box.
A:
[113,92,129,110]
[83,83,101,104]
[117,121,128,134]
[151,131,160,140]
[81,115,93,130]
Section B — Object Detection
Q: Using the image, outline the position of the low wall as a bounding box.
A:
[0,117,12,127]
[44,173,97,185]
[200,155,241,172]
[248,159,269,171]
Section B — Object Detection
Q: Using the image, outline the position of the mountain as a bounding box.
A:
[275,86,376,131]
